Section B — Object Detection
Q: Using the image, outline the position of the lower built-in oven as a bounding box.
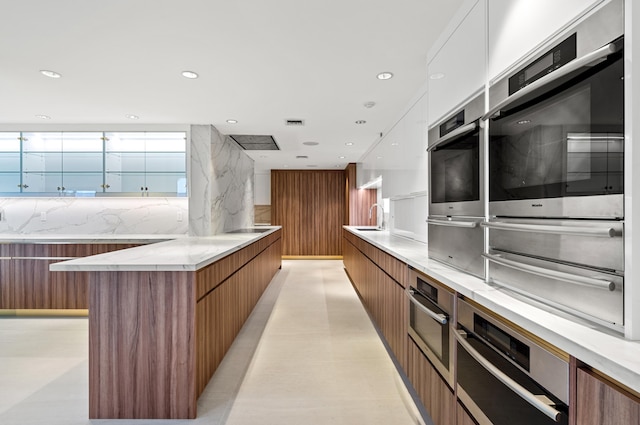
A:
[407,267,454,387]
[456,298,569,425]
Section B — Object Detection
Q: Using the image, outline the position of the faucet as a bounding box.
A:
[369,203,385,230]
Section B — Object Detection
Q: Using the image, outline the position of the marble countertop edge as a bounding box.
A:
[343,225,640,394]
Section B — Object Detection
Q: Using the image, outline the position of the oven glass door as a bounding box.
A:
[408,289,449,373]
[431,127,480,205]
[488,52,623,208]
[457,332,568,425]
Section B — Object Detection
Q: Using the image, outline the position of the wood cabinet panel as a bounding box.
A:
[0,244,12,308]
[457,401,478,425]
[406,338,455,425]
[272,170,345,256]
[345,163,378,226]
[576,368,640,425]
[89,270,196,419]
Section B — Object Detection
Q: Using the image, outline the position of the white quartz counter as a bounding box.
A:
[344,226,640,394]
[49,227,281,272]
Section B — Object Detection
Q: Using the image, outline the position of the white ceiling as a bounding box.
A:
[0,0,462,172]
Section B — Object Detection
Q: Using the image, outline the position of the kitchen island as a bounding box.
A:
[49,227,282,419]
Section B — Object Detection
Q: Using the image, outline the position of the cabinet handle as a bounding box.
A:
[454,330,563,423]
[482,41,619,121]
[483,253,615,291]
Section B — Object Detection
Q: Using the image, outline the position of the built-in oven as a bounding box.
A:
[485,0,624,219]
[407,266,454,387]
[456,297,570,425]
[427,93,485,278]
[482,0,625,332]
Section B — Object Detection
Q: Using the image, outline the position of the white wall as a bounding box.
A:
[254,171,271,205]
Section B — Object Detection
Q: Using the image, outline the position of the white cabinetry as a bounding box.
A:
[427,0,486,127]
[488,0,603,81]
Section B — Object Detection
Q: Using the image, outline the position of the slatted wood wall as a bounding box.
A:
[271,170,346,256]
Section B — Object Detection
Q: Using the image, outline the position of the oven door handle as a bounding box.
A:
[406,289,448,325]
[483,253,616,291]
[481,221,617,238]
[426,122,477,152]
[454,330,563,422]
[481,41,619,121]
[427,218,479,229]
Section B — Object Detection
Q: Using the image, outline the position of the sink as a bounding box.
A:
[356,227,383,231]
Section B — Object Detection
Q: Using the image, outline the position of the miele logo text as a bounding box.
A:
[531,204,543,207]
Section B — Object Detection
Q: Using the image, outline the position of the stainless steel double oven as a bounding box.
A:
[483,0,625,331]
[428,93,485,278]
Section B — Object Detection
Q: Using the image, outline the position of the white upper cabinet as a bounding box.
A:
[427,0,486,127]
[488,0,603,82]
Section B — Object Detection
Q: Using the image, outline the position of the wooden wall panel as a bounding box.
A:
[0,244,12,308]
[272,170,345,256]
[345,163,378,226]
[89,270,197,419]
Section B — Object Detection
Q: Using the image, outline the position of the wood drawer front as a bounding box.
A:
[576,368,640,425]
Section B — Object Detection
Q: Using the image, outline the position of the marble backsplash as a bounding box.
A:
[0,197,188,235]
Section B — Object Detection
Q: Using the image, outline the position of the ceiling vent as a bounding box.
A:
[229,135,280,150]
[285,119,305,126]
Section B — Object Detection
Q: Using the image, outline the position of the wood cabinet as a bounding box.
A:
[457,401,478,425]
[343,230,408,374]
[0,242,139,310]
[406,337,455,425]
[88,230,282,419]
[575,367,640,425]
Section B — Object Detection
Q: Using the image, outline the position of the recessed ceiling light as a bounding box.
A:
[339,156,346,159]
[283,165,289,168]
[296,155,308,159]
[345,142,354,146]
[303,141,319,146]
[125,114,139,120]
[376,156,383,159]
[307,165,318,168]
[377,72,394,80]
[40,70,61,79]
[181,70,199,79]
[35,114,51,120]
[391,142,399,146]
[517,119,532,125]
[363,101,376,108]
[355,120,366,125]
[259,155,267,158]
[429,73,446,80]
[226,119,238,124]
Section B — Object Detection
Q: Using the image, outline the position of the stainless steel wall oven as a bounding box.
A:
[407,267,454,387]
[483,0,625,332]
[456,298,570,425]
[428,93,485,278]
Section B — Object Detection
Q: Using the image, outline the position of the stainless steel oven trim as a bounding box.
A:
[427,122,477,152]
[406,288,448,324]
[408,268,455,388]
[455,329,563,422]
[481,221,617,238]
[489,194,624,220]
[482,42,619,121]
[483,253,616,291]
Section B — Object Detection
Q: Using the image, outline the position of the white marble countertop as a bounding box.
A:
[49,227,281,272]
[0,234,184,244]
[344,226,640,394]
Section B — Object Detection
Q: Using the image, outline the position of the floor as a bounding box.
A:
[0,260,427,425]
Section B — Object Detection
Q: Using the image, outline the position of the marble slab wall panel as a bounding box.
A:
[189,125,213,236]
[0,197,188,235]
[189,125,254,236]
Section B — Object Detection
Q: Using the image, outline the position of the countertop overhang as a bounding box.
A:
[47,227,281,272]
[343,225,640,396]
